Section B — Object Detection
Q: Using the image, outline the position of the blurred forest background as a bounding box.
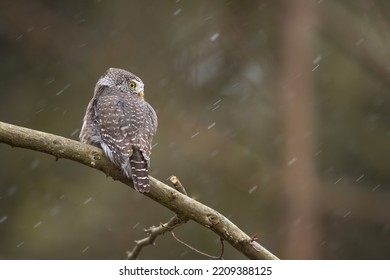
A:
[0,0,389,260]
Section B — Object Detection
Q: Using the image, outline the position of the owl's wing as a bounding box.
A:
[93,87,138,167]
[138,101,158,163]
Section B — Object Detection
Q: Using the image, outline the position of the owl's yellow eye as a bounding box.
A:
[129,82,136,89]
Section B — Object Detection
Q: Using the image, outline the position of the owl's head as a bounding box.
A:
[95,68,145,98]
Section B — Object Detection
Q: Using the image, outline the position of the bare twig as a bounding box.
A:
[0,121,279,260]
[171,231,224,259]
[127,216,184,259]
[168,175,188,196]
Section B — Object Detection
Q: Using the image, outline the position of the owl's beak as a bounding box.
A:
[138,91,144,99]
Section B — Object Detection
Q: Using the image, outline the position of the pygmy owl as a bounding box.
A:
[80,68,157,193]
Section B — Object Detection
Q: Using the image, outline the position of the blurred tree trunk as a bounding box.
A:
[278,0,322,259]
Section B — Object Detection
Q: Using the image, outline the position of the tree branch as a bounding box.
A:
[0,121,278,260]
[127,175,189,259]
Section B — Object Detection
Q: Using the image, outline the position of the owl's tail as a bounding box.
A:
[129,148,150,193]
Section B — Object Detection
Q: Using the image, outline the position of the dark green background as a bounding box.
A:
[0,0,389,259]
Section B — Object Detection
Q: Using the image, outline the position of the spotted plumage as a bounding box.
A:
[80,68,157,192]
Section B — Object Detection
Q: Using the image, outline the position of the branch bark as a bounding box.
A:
[0,121,278,260]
